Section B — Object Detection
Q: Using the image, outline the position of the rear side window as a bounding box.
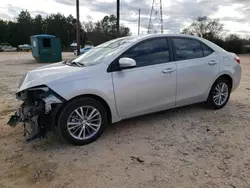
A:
[122,38,170,67]
[201,43,213,56]
[172,38,203,61]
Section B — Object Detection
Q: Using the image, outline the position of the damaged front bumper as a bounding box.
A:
[7,86,64,141]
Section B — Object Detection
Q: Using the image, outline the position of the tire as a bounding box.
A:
[206,78,231,109]
[57,98,108,145]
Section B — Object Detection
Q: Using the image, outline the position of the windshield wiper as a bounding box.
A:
[63,60,84,67]
[71,61,84,67]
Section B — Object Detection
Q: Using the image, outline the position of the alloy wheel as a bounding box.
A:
[67,106,102,140]
[213,82,229,106]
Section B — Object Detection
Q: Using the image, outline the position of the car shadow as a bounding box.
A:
[104,103,208,136]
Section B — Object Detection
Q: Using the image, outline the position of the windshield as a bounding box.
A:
[72,36,138,67]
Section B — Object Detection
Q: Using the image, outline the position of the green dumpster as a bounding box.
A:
[30,34,62,63]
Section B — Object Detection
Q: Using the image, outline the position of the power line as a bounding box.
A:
[120,0,138,24]
[121,0,129,11]
[138,9,141,35]
[119,1,162,34]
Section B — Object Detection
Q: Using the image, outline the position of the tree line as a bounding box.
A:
[0,11,249,54]
[182,16,250,54]
[0,10,130,50]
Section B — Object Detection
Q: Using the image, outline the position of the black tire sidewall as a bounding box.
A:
[57,98,108,145]
[207,78,231,109]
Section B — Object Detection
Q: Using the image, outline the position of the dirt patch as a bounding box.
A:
[0,105,17,116]
[0,52,250,188]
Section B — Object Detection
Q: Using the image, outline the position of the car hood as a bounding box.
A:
[18,62,104,92]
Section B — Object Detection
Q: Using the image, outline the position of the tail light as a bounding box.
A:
[234,56,240,64]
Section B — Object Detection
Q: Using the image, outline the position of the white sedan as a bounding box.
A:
[8,34,241,145]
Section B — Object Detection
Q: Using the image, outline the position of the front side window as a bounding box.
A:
[172,38,203,61]
[122,38,170,67]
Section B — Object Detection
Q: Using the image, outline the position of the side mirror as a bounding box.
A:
[119,57,136,69]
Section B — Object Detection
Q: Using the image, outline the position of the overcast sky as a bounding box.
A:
[0,0,249,36]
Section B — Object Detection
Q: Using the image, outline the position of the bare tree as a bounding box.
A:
[82,21,95,33]
[182,16,223,39]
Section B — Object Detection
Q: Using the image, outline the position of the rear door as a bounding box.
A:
[171,37,220,106]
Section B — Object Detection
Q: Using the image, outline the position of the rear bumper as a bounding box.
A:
[232,65,242,92]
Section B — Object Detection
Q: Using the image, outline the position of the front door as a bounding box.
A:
[111,38,177,118]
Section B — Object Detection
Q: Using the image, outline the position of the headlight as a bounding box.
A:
[18,73,27,88]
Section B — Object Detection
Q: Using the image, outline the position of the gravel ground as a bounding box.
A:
[0,52,250,188]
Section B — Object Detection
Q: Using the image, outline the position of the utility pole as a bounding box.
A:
[117,0,120,37]
[76,0,80,56]
[160,0,163,33]
[138,9,141,35]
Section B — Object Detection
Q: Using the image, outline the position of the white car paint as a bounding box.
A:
[18,34,242,124]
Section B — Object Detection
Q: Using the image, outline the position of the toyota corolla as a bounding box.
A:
[8,34,241,145]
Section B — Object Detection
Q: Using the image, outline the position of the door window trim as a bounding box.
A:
[107,37,174,73]
[169,36,214,62]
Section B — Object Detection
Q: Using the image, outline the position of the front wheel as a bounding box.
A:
[57,98,108,145]
[206,78,231,109]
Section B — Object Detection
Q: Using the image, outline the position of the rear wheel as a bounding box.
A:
[57,98,108,145]
[206,78,231,109]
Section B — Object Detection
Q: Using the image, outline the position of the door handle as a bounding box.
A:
[208,60,218,65]
[162,68,176,74]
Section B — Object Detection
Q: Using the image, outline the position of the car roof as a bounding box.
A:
[123,34,199,40]
[120,34,225,52]
[118,34,205,45]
